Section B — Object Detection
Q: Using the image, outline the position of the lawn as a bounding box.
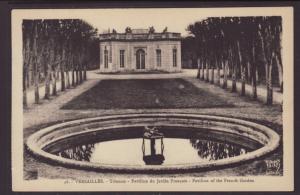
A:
[61,78,234,109]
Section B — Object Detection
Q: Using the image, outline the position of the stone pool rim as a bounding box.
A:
[26,113,280,173]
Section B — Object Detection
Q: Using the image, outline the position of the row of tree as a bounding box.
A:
[187,16,283,105]
[23,19,98,107]
[181,36,198,69]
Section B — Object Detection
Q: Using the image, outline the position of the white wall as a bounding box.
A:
[99,40,181,72]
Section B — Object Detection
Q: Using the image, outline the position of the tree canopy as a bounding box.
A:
[186,16,282,104]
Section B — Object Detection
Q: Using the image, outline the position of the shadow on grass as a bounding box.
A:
[61,79,234,110]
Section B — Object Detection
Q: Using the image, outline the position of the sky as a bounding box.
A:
[80,8,208,37]
[14,7,288,37]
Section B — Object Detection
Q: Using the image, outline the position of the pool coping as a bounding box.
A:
[26,113,280,173]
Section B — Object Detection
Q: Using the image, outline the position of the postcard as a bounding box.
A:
[11,7,294,191]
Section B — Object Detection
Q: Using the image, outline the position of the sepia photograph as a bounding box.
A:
[11,6,294,191]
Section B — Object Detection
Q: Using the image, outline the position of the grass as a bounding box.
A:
[61,78,234,110]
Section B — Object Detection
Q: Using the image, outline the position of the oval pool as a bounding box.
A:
[26,113,280,173]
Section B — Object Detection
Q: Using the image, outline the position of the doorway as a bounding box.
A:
[136,49,145,69]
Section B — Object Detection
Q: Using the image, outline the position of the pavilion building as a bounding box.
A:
[99,28,182,73]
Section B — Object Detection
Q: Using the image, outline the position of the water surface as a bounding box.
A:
[55,137,251,166]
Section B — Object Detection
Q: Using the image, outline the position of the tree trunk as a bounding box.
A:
[44,65,51,99]
[231,65,237,92]
[266,64,273,105]
[206,61,209,82]
[83,65,87,81]
[66,70,70,89]
[56,70,59,81]
[247,61,251,83]
[33,23,39,104]
[229,45,237,93]
[61,68,65,91]
[74,67,77,85]
[222,61,228,89]
[23,65,27,107]
[26,69,30,88]
[72,69,75,87]
[210,66,214,84]
[75,67,79,85]
[266,55,274,105]
[241,66,246,96]
[23,86,27,108]
[236,40,245,95]
[31,69,35,86]
[258,27,273,104]
[196,58,200,79]
[79,67,83,84]
[217,60,220,86]
[77,67,80,85]
[276,55,283,92]
[34,65,39,104]
[265,64,268,92]
[251,63,257,99]
[201,59,205,80]
[250,40,257,99]
[52,69,57,96]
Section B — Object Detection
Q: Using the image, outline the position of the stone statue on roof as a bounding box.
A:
[149,26,155,33]
[125,27,132,33]
[163,27,168,33]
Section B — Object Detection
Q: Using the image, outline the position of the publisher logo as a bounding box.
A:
[265,159,281,175]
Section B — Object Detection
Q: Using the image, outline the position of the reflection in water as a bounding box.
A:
[57,143,95,161]
[142,126,165,165]
[190,139,248,161]
[53,138,250,165]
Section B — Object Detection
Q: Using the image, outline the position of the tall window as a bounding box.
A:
[120,50,125,68]
[100,48,103,65]
[104,49,108,68]
[109,46,112,63]
[156,49,161,67]
[173,49,177,67]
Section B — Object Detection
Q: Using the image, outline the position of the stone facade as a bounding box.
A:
[99,29,182,73]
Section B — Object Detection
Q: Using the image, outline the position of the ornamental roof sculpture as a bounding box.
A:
[99,27,181,41]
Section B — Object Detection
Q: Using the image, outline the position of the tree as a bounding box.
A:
[186,16,282,104]
[22,20,33,107]
[22,19,98,106]
[33,20,40,104]
[181,36,198,69]
[259,16,282,104]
